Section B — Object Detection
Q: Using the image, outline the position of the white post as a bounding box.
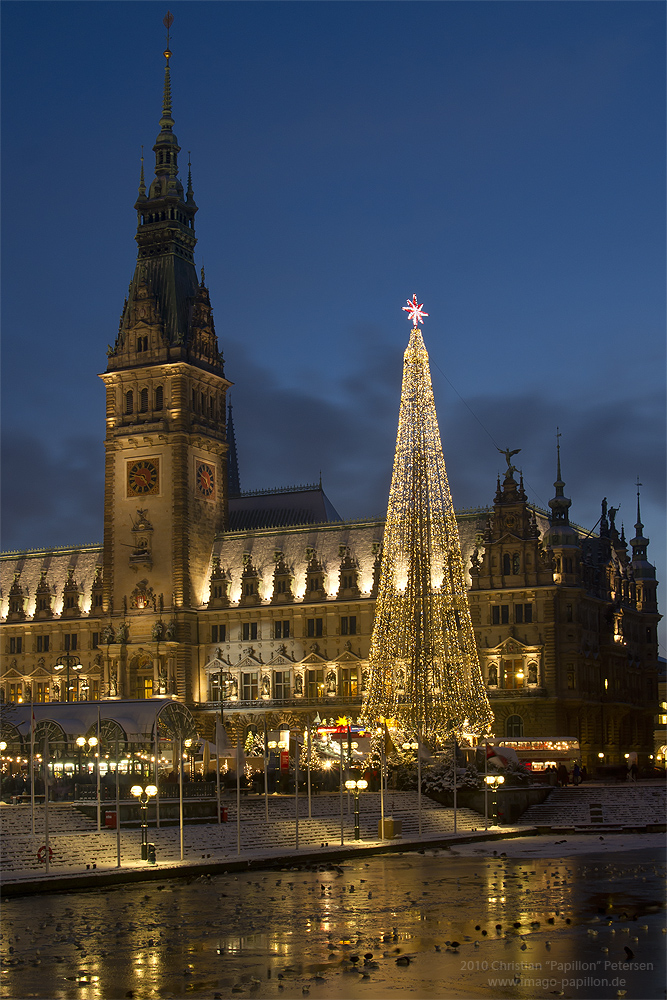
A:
[417,729,422,838]
[339,740,344,845]
[236,743,241,856]
[307,724,312,820]
[96,707,101,833]
[115,738,121,867]
[30,702,35,838]
[179,737,184,861]
[155,710,161,829]
[43,731,50,874]
[379,739,385,839]
[295,732,300,851]
[453,738,457,834]
[263,718,269,823]
[484,740,489,831]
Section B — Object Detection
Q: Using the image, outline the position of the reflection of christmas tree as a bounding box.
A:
[362,296,493,745]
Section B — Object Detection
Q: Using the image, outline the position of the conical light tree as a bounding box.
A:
[362,296,493,745]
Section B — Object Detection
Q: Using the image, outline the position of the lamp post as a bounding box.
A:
[130,783,158,860]
[53,653,83,703]
[484,773,504,825]
[75,736,98,780]
[344,778,368,840]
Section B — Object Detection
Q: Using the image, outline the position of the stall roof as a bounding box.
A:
[0,700,195,743]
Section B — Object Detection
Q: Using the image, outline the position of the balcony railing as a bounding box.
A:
[194,696,363,712]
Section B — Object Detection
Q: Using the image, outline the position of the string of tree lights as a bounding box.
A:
[362,297,494,746]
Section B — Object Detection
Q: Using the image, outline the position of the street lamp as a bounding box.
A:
[75,736,98,779]
[130,783,158,860]
[484,774,505,825]
[53,654,83,703]
[402,741,418,754]
[344,778,368,840]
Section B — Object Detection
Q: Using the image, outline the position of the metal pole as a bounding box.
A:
[379,737,385,839]
[236,742,241,856]
[115,738,121,867]
[295,731,299,851]
[453,738,457,834]
[417,729,422,837]
[263,717,269,823]
[216,722,222,825]
[307,724,312,819]
[96,707,101,833]
[484,740,489,831]
[223,668,225,825]
[43,731,50,874]
[339,740,344,845]
[30,701,35,838]
[178,737,184,861]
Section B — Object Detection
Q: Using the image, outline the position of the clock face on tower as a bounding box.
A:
[195,461,216,499]
[127,458,160,497]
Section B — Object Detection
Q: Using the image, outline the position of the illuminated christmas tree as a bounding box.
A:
[362,296,493,745]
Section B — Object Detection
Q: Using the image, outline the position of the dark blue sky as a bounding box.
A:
[2,1,665,651]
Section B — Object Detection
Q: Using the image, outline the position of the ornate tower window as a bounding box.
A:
[125,390,134,414]
[154,385,164,410]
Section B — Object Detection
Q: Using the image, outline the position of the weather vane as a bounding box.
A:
[163,11,174,59]
[402,294,428,328]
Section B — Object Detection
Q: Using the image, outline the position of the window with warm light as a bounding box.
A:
[340,668,358,697]
[274,671,290,700]
[241,672,258,700]
[500,659,524,689]
[307,668,324,699]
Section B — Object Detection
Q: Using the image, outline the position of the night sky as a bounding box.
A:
[2,2,665,653]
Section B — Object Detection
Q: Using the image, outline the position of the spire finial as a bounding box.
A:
[556,426,562,482]
[163,11,174,60]
[159,12,174,130]
[635,476,643,531]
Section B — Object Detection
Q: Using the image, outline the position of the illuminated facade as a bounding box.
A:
[0,42,660,770]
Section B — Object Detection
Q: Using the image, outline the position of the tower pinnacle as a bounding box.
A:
[548,427,571,525]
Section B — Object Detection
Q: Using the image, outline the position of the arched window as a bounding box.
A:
[125,390,134,415]
[154,385,164,411]
[503,554,511,575]
[512,553,520,574]
[140,387,149,413]
[505,714,523,737]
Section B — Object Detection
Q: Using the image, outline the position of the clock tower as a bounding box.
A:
[100,37,230,701]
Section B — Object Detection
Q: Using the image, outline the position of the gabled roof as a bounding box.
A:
[227,484,342,532]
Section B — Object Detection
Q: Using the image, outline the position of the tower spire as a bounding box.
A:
[548,426,571,525]
[110,11,205,355]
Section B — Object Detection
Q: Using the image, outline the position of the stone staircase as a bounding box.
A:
[0,792,484,878]
[519,784,666,829]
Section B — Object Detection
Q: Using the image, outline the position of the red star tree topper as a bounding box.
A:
[402,294,428,328]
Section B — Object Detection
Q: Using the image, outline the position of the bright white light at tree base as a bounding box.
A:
[362,307,493,747]
[402,293,429,327]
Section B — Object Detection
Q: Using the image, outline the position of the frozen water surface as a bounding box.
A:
[1,837,665,1000]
